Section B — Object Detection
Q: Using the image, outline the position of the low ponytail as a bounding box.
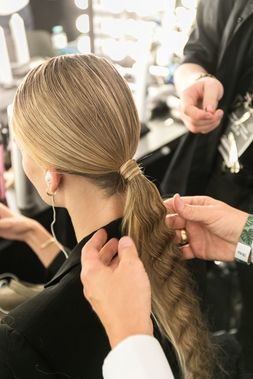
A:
[121,160,215,379]
[14,53,216,378]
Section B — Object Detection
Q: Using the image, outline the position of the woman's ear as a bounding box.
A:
[45,170,62,195]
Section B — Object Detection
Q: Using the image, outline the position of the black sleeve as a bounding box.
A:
[182,0,235,73]
[0,323,55,379]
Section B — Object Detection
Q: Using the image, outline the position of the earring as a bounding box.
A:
[45,171,56,196]
[46,190,57,197]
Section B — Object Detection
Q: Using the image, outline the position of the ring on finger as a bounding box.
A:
[179,229,189,246]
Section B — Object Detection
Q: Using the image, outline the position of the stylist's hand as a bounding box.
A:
[180,77,224,133]
[81,230,153,348]
[165,194,248,262]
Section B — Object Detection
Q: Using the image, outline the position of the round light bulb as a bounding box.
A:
[74,0,88,10]
[77,34,91,53]
[76,14,90,33]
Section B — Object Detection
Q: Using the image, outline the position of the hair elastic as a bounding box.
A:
[120,159,142,181]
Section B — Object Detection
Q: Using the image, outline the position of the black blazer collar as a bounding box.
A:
[45,218,122,287]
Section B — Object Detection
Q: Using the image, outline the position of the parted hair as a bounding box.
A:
[12,54,215,378]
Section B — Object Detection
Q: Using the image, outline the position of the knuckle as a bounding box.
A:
[83,286,92,301]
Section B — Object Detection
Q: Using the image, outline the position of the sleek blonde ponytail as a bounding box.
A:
[12,54,215,379]
[121,165,215,379]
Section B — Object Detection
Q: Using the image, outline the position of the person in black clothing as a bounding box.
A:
[0,54,218,378]
[161,0,253,373]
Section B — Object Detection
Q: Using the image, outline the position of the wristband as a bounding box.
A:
[195,73,216,81]
[40,237,55,249]
[235,215,253,265]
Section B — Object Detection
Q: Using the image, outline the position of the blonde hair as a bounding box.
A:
[12,54,215,378]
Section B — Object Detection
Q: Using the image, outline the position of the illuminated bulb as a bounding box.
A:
[0,26,13,85]
[0,0,29,15]
[127,40,146,61]
[181,0,198,9]
[101,0,124,14]
[100,19,125,39]
[9,13,30,64]
[101,39,126,61]
[175,6,196,30]
[170,31,188,57]
[125,0,167,16]
[76,14,90,33]
[124,0,136,13]
[77,35,91,53]
[74,0,88,9]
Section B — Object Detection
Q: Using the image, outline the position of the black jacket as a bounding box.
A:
[0,219,180,378]
[0,216,241,378]
[0,220,120,378]
[161,0,253,198]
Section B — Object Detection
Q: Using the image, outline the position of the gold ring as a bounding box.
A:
[180,229,189,246]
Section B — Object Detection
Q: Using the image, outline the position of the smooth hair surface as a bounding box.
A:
[12,54,215,378]
[12,54,139,179]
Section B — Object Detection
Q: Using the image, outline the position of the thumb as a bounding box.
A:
[202,79,223,113]
[118,236,139,261]
[173,194,211,223]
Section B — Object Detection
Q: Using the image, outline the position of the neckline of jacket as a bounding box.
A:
[45,218,122,288]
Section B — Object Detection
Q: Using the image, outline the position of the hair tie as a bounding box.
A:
[120,159,142,181]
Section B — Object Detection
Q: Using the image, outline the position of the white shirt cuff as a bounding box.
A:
[103,335,174,379]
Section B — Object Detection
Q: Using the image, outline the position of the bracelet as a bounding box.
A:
[195,73,216,81]
[40,237,55,249]
[235,215,253,265]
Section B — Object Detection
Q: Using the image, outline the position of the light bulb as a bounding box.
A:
[76,14,90,33]
[74,0,88,10]
[77,35,91,53]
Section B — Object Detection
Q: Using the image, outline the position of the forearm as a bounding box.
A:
[24,220,60,267]
[174,63,207,95]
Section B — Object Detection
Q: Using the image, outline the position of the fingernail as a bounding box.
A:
[119,236,133,248]
[175,194,184,212]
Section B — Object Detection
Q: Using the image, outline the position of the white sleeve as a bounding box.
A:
[102,335,175,379]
